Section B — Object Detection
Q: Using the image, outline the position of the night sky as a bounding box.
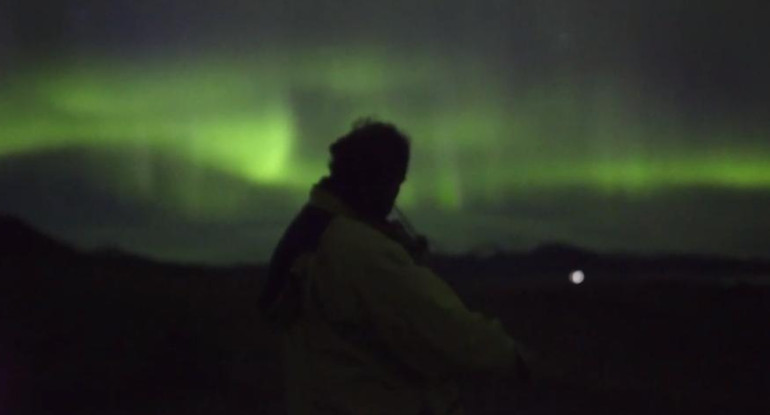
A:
[1,0,769,264]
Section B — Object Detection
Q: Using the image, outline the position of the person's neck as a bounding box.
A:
[317,177,387,225]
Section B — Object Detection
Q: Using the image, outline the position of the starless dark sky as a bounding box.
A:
[1,0,769,264]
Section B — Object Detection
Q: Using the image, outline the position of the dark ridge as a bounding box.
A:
[431,242,770,281]
[529,242,596,259]
[90,245,138,260]
[527,242,599,270]
[2,212,769,280]
[1,215,768,415]
[0,214,79,259]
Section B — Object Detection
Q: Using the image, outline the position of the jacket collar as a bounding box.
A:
[308,178,360,219]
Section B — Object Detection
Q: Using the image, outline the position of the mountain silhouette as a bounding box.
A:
[2,213,770,279]
[528,242,598,269]
[0,214,78,259]
[1,214,768,415]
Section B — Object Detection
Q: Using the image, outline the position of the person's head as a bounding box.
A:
[327,118,411,221]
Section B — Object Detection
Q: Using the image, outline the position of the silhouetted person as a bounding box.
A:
[258,119,529,415]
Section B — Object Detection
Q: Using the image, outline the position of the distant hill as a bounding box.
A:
[1,215,768,414]
[2,213,769,281]
[0,214,79,259]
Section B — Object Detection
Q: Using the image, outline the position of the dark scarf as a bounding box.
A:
[316,176,391,225]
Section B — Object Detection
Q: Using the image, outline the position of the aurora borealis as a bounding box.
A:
[1,0,769,263]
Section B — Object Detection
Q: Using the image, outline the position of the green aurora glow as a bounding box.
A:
[1,47,769,261]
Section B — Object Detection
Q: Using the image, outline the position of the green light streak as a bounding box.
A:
[188,110,295,183]
[1,50,769,219]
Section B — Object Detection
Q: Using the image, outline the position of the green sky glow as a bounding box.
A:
[1,47,769,261]
[2,51,769,216]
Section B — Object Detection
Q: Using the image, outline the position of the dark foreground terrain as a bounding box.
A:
[1,215,769,414]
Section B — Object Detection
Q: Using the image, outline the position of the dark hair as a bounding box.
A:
[329,118,411,186]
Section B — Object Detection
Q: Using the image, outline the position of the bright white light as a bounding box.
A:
[570,270,585,284]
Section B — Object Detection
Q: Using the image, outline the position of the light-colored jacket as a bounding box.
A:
[281,185,524,415]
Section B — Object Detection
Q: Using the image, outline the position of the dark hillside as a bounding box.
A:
[1,216,768,414]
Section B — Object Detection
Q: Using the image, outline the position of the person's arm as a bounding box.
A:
[344,234,528,380]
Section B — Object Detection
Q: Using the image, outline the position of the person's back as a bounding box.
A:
[259,120,529,414]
